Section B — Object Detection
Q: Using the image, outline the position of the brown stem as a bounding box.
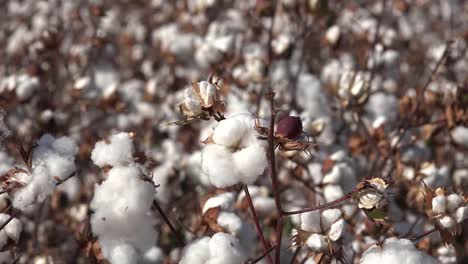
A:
[283,192,353,216]
[289,246,302,264]
[251,245,277,264]
[410,227,438,242]
[153,200,183,245]
[243,185,273,264]
[265,90,284,264]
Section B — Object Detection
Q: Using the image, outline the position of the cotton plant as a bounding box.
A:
[5,134,78,211]
[179,80,223,121]
[201,114,268,188]
[0,214,21,249]
[293,209,345,252]
[359,237,438,264]
[90,132,158,264]
[429,188,467,231]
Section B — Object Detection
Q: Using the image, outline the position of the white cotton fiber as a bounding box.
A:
[12,134,78,210]
[202,115,268,188]
[109,243,140,264]
[202,192,235,213]
[451,126,468,147]
[180,233,246,264]
[0,214,22,249]
[201,145,240,188]
[90,134,158,263]
[360,237,438,264]
[91,133,134,167]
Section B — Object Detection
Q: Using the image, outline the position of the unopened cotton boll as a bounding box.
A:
[91,132,134,167]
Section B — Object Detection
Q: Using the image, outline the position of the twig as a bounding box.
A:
[153,200,183,245]
[289,246,302,264]
[283,192,354,216]
[410,227,438,242]
[243,185,273,264]
[250,245,277,264]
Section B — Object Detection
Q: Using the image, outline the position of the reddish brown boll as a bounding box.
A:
[276,116,303,139]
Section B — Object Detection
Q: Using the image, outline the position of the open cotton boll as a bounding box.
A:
[0,214,22,248]
[451,126,468,147]
[91,133,134,167]
[201,145,240,188]
[306,233,328,252]
[91,133,157,263]
[432,195,446,214]
[207,233,246,264]
[300,211,322,233]
[109,243,140,264]
[360,237,438,264]
[12,134,78,210]
[180,233,246,264]
[180,237,211,264]
[202,192,235,214]
[202,115,268,188]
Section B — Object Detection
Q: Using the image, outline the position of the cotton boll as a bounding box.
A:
[320,209,342,231]
[91,133,134,167]
[180,237,211,264]
[217,212,243,235]
[143,246,164,264]
[0,214,22,247]
[445,194,463,213]
[203,192,235,214]
[323,185,345,203]
[201,145,239,188]
[208,233,246,264]
[232,144,267,184]
[454,206,468,223]
[451,126,468,147]
[52,136,79,156]
[212,118,246,147]
[306,234,327,252]
[360,237,438,264]
[328,219,345,241]
[432,195,446,214]
[109,244,140,264]
[438,215,455,229]
[300,211,322,233]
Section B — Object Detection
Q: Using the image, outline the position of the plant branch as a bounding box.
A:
[410,227,438,242]
[153,200,183,245]
[283,192,354,216]
[243,185,273,264]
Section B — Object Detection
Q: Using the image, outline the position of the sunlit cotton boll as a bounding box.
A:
[360,237,438,264]
[201,114,267,188]
[91,132,134,167]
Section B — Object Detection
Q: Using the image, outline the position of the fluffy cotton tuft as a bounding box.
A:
[12,134,78,210]
[0,214,22,249]
[201,114,267,188]
[180,233,246,264]
[91,133,134,167]
[299,209,345,252]
[90,134,157,263]
[360,237,438,264]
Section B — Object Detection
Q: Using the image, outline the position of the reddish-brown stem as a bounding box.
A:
[410,227,438,242]
[251,244,277,264]
[243,185,273,264]
[283,192,354,216]
[153,200,183,245]
[265,90,285,264]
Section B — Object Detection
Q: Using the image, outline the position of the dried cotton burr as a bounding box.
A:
[180,80,222,119]
[354,178,388,210]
